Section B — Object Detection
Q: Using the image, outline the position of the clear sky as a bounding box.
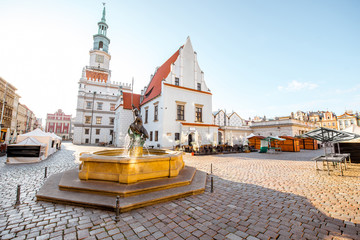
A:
[1,0,359,122]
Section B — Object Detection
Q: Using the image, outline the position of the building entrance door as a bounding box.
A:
[188,133,194,146]
[218,132,223,144]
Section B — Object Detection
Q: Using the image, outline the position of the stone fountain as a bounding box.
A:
[37,105,206,212]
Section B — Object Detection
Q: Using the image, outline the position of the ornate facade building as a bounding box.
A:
[73,6,131,145]
[213,110,251,145]
[45,109,72,140]
[319,111,337,130]
[337,111,358,130]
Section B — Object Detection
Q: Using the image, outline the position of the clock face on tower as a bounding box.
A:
[95,54,104,63]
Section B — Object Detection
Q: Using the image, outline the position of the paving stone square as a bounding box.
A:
[0,142,359,239]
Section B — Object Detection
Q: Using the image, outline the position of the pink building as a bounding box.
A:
[45,109,72,140]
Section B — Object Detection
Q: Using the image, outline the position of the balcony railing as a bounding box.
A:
[85,65,111,73]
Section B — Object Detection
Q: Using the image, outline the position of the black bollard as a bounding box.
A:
[115,195,120,222]
[211,176,214,193]
[44,167,48,179]
[210,163,214,193]
[15,185,21,206]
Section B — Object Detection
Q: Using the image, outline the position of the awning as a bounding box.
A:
[301,127,360,143]
[263,136,286,141]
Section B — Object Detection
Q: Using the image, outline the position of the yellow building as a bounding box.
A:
[320,111,337,130]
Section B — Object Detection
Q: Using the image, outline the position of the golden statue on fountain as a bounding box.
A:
[128,104,149,157]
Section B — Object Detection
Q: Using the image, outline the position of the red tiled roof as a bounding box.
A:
[122,92,141,110]
[141,48,181,105]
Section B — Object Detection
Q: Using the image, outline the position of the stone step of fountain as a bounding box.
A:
[58,166,197,197]
[36,168,207,212]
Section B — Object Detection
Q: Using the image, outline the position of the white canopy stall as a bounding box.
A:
[6,137,46,164]
[17,129,54,158]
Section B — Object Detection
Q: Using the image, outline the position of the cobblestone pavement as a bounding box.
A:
[0,142,359,240]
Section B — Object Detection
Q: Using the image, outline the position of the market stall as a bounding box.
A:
[17,129,53,158]
[6,137,46,164]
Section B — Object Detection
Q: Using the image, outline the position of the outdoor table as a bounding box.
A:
[268,147,282,154]
[312,155,347,176]
[326,153,351,166]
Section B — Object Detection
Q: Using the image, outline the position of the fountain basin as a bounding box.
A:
[79,149,185,184]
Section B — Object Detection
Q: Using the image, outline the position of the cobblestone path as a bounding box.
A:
[0,143,359,239]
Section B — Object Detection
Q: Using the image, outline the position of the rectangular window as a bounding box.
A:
[155,131,158,142]
[195,107,202,122]
[96,117,102,124]
[197,83,201,91]
[175,133,180,141]
[85,116,91,124]
[96,129,100,135]
[85,139,89,144]
[110,104,116,111]
[85,129,89,134]
[332,122,335,126]
[154,105,158,121]
[86,102,92,109]
[110,129,113,136]
[95,139,99,143]
[145,109,148,123]
[175,77,179,86]
[177,105,184,120]
[150,131,153,141]
[97,102,103,110]
[109,117,114,125]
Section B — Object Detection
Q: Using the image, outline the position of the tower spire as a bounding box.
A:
[101,3,106,22]
[92,3,110,53]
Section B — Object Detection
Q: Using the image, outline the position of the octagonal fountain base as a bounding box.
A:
[36,148,206,212]
[78,148,185,184]
[37,166,206,212]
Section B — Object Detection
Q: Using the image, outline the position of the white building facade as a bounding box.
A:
[213,110,251,145]
[137,37,218,149]
[73,6,132,145]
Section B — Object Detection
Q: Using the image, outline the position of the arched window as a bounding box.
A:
[99,41,103,49]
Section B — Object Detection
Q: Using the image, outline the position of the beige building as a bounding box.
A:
[16,103,28,135]
[250,118,316,137]
[308,111,322,127]
[10,93,20,143]
[0,77,37,143]
[0,77,17,142]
